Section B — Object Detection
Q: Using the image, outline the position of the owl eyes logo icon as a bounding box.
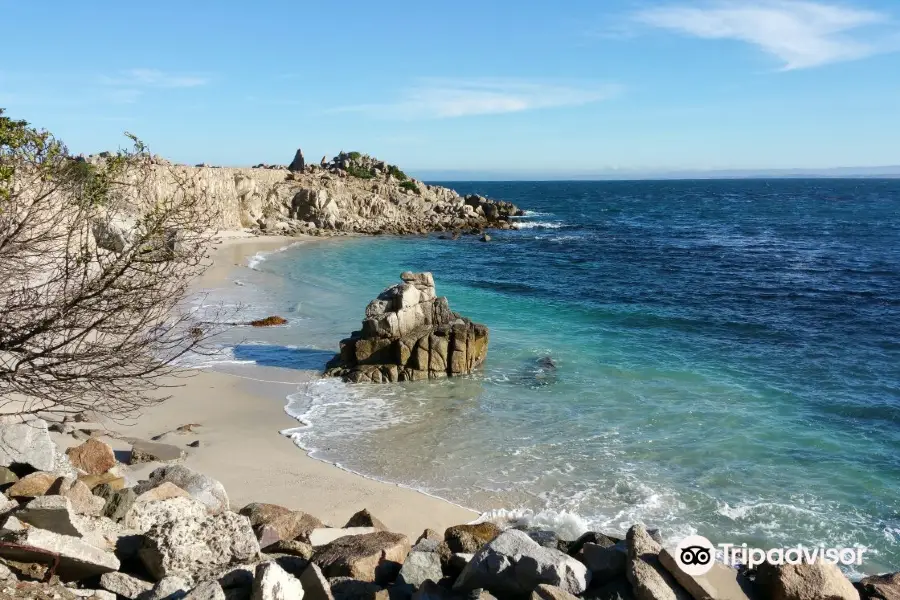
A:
[674,535,715,575]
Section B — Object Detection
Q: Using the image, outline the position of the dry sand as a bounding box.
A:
[57,231,478,538]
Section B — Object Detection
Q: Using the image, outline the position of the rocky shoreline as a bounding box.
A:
[0,417,893,600]
[77,150,524,238]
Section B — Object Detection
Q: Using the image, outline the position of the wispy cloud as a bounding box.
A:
[334,78,623,119]
[635,1,896,70]
[100,68,210,89]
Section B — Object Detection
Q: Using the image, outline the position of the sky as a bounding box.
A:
[2,0,899,177]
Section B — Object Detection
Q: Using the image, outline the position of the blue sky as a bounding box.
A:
[2,0,899,176]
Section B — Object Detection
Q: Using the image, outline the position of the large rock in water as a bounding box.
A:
[325,272,489,383]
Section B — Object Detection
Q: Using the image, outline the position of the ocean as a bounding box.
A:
[197,179,900,575]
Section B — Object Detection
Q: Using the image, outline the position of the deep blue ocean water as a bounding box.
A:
[205,179,900,574]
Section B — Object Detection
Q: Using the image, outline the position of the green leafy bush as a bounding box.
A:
[399,180,420,194]
[347,151,362,160]
[388,165,408,181]
[347,164,374,179]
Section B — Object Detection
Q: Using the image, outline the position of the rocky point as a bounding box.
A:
[324,272,489,383]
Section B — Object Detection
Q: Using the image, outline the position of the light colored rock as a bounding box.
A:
[397,550,443,588]
[251,561,304,600]
[626,525,690,600]
[17,495,82,536]
[532,584,580,600]
[100,571,154,599]
[93,212,138,253]
[0,419,56,472]
[135,482,192,505]
[74,513,138,556]
[66,438,117,476]
[299,563,334,600]
[309,527,377,547]
[6,471,58,498]
[453,529,590,597]
[312,531,410,583]
[125,496,208,532]
[137,466,229,513]
[79,591,116,600]
[130,440,188,465]
[0,562,11,580]
[0,495,17,515]
[239,503,324,548]
[56,477,106,516]
[757,560,857,600]
[0,467,18,486]
[2,514,25,531]
[79,472,126,491]
[185,580,226,600]
[659,548,755,600]
[139,509,260,582]
[0,527,120,580]
[139,575,189,600]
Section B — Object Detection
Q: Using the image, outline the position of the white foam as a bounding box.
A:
[515,221,565,230]
[472,508,589,541]
[246,241,303,270]
[513,210,553,218]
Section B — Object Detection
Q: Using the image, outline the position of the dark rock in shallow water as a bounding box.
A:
[324,273,489,383]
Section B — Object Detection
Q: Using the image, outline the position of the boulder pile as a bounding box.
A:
[0,417,892,600]
[324,272,489,383]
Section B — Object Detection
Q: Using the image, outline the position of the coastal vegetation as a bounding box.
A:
[0,109,218,419]
[399,180,420,194]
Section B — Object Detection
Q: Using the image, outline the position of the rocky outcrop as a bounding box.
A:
[325,272,489,383]
[76,150,523,236]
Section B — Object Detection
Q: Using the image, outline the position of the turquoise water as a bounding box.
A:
[204,180,900,574]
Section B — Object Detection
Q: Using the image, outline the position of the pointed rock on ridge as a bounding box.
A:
[288,148,306,172]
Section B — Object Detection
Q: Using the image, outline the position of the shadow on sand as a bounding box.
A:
[232,344,335,371]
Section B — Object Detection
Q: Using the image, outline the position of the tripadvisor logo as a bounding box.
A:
[675,535,716,576]
[673,535,866,575]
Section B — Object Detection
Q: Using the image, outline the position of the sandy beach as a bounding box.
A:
[50,232,477,540]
